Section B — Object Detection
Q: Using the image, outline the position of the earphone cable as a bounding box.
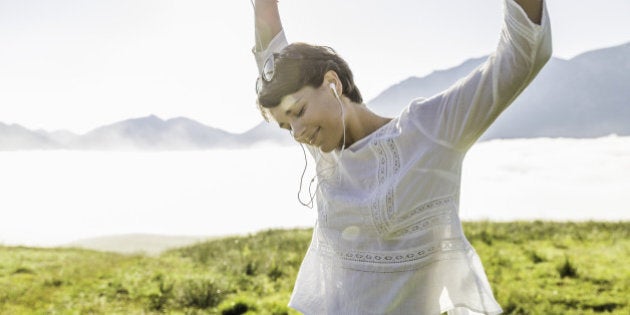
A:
[296,87,347,209]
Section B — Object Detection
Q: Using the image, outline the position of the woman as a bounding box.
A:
[251,0,552,314]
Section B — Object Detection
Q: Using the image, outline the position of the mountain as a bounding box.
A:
[38,129,80,147]
[0,122,60,150]
[0,115,292,150]
[1,43,628,150]
[367,42,630,140]
[72,115,239,150]
[238,121,293,146]
[368,57,487,117]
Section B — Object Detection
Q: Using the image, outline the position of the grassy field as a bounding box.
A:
[0,221,628,314]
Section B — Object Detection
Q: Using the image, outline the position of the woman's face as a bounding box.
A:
[268,82,345,153]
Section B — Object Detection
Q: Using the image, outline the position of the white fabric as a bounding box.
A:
[253,29,288,74]
[253,1,552,314]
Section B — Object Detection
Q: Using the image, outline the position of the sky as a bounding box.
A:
[0,0,629,134]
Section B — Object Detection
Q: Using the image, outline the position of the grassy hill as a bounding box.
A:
[1,222,628,314]
[65,233,217,256]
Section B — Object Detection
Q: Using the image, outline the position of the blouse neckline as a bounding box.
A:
[345,115,399,153]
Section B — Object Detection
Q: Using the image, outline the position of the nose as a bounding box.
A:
[291,122,308,143]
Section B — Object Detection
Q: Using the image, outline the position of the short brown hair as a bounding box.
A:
[256,43,362,119]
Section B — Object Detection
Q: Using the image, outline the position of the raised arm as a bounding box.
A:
[408,0,552,151]
[252,0,289,74]
[253,0,283,52]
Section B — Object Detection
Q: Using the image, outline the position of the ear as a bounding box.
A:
[322,70,342,96]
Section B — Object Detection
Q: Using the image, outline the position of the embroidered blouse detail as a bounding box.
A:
[389,196,456,238]
[370,123,402,237]
[319,237,467,268]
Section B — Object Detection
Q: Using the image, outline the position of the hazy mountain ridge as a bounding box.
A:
[0,116,292,150]
[0,122,61,150]
[368,42,630,140]
[75,115,238,150]
[1,42,628,150]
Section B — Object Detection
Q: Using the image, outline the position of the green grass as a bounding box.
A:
[0,222,628,314]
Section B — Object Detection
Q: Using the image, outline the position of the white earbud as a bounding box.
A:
[329,82,340,99]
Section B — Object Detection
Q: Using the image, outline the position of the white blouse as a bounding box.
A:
[254,1,552,314]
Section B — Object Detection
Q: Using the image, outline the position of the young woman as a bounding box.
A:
[251,1,552,314]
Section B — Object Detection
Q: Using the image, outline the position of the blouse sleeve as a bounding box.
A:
[408,0,553,151]
[252,29,289,74]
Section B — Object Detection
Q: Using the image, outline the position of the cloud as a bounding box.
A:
[461,135,630,221]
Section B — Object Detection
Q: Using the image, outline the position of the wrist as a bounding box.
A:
[255,0,278,5]
[254,0,278,15]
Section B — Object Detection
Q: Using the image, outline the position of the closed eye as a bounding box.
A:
[296,104,306,117]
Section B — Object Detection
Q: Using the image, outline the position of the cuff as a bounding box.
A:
[504,0,548,43]
[252,29,289,73]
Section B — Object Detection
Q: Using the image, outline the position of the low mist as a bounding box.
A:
[1,136,627,247]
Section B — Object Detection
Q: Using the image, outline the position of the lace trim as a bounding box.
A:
[389,208,454,239]
[396,196,455,222]
[369,126,401,237]
[318,238,467,266]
